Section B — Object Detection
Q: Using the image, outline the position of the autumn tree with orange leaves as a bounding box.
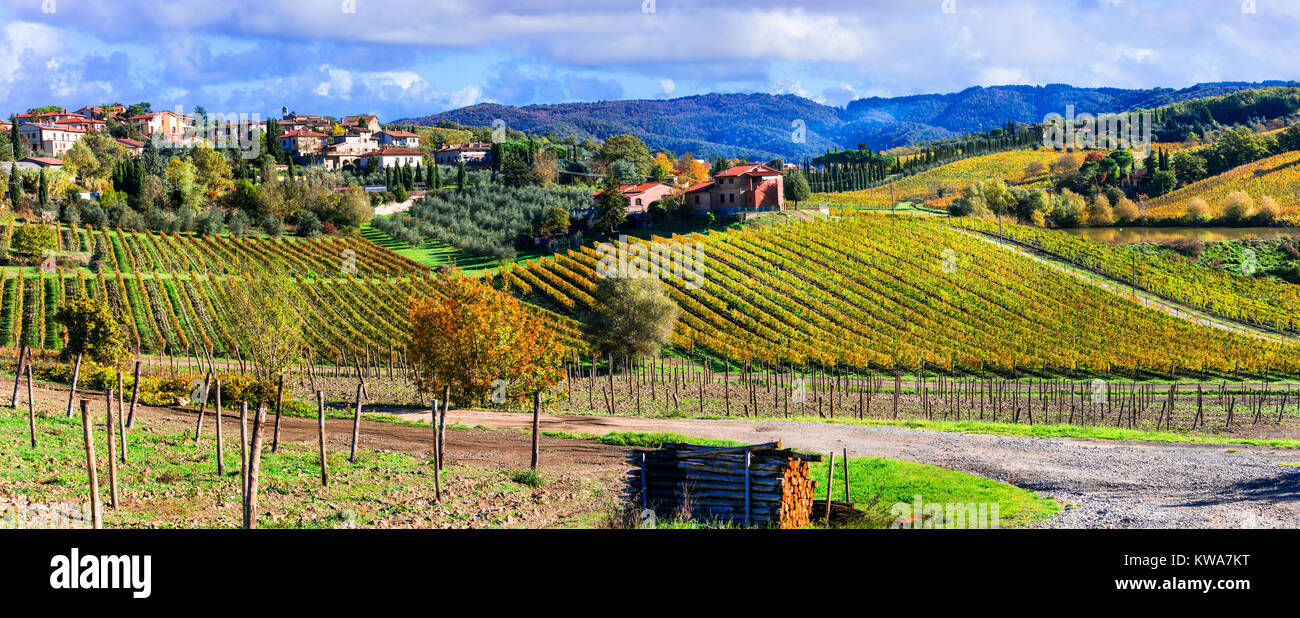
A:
[407,269,566,406]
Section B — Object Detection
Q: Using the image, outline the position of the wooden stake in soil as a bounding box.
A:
[824,451,835,526]
[316,391,329,486]
[430,401,441,503]
[80,400,102,529]
[239,402,249,498]
[842,447,850,503]
[25,363,35,448]
[349,382,364,463]
[531,391,541,471]
[126,361,141,428]
[192,371,213,441]
[439,386,450,470]
[116,371,126,463]
[272,374,285,453]
[245,404,267,529]
[104,391,119,510]
[10,344,28,408]
[65,353,83,417]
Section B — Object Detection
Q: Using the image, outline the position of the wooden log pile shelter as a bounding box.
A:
[625,441,823,529]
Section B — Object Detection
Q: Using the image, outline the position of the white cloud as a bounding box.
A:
[660,79,676,95]
[315,65,355,97]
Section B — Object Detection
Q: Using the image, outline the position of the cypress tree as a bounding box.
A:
[8,163,20,207]
[9,117,18,159]
[432,164,441,190]
[38,168,48,207]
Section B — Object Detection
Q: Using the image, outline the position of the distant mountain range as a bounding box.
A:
[398,81,1299,161]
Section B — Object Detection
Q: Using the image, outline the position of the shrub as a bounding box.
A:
[10,223,56,256]
[1221,191,1255,223]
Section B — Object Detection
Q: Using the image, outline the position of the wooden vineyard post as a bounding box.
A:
[104,390,119,509]
[192,371,213,441]
[239,402,249,493]
[10,344,27,408]
[272,374,285,453]
[65,353,83,417]
[244,404,267,530]
[316,391,329,486]
[530,391,540,471]
[842,448,850,503]
[823,451,835,525]
[439,386,450,470]
[25,363,36,448]
[80,400,102,529]
[126,361,141,427]
[430,401,441,503]
[349,382,364,463]
[116,371,126,462]
[215,388,225,477]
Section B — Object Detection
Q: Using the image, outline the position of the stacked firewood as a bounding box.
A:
[625,441,823,528]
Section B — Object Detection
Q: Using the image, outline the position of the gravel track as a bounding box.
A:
[420,408,1300,529]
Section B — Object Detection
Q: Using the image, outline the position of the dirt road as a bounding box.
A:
[396,407,1300,529]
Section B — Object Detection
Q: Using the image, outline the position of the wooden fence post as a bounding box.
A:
[25,363,35,448]
[105,390,118,510]
[824,451,835,526]
[126,361,141,428]
[214,389,226,477]
[80,400,101,529]
[316,391,329,486]
[530,391,541,471]
[10,344,27,408]
[431,401,441,503]
[116,371,126,463]
[349,382,364,463]
[192,371,212,440]
[439,386,449,470]
[245,404,267,529]
[272,374,285,453]
[239,402,249,499]
[65,353,83,417]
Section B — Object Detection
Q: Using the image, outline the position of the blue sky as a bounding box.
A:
[1,0,1296,121]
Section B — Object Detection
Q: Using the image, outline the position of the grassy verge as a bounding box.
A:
[725,416,1300,449]
[0,406,604,529]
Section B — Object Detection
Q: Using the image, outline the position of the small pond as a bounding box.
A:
[1060,227,1299,244]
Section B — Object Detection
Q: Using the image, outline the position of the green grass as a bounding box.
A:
[360,224,545,276]
[809,456,1059,528]
[688,415,1300,449]
[0,405,558,529]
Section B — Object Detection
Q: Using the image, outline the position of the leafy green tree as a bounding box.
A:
[585,277,680,358]
[598,134,652,176]
[501,148,533,188]
[538,205,570,237]
[783,170,811,206]
[1148,170,1178,196]
[609,159,639,185]
[593,177,627,236]
[54,296,129,364]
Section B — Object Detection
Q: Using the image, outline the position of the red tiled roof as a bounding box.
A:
[116,138,145,148]
[56,117,103,125]
[714,164,782,178]
[23,157,63,166]
[24,123,85,133]
[373,147,424,156]
[281,130,329,138]
[685,181,715,192]
[379,130,418,138]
